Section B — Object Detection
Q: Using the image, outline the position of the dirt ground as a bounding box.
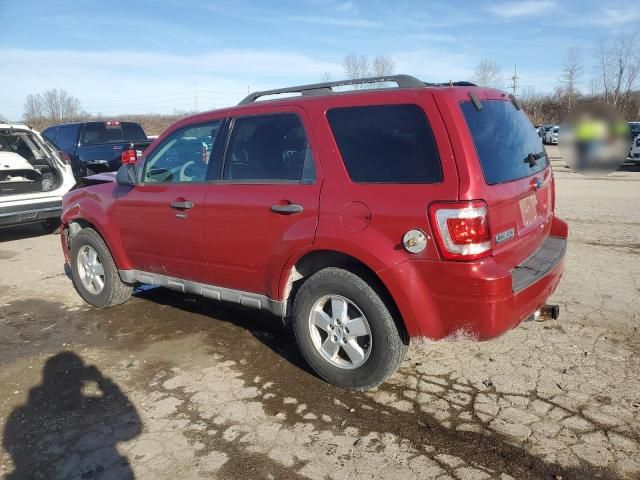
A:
[1,146,639,480]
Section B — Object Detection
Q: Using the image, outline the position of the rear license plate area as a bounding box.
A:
[519,194,538,227]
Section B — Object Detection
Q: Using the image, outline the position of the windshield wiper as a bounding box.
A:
[524,151,545,168]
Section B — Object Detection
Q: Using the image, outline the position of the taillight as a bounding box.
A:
[121,149,137,165]
[428,200,492,261]
[59,151,71,165]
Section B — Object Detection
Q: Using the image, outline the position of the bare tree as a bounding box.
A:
[519,87,545,125]
[343,54,370,87]
[343,54,395,88]
[371,55,395,77]
[560,47,583,113]
[595,32,640,116]
[23,94,44,124]
[320,72,333,82]
[41,89,82,122]
[471,59,503,88]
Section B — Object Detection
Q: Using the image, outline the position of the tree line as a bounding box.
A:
[470,32,640,124]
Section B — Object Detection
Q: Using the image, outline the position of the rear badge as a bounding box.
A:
[495,228,515,244]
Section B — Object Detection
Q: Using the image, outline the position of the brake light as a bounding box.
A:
[121,149,137,165]
[428,200,492,261]
[59,151,71,165]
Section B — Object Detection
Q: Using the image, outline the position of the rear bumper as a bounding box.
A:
[379,217,568,340]
[0,200,61,227]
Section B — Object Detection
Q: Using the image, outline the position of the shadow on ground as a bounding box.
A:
[2,351,141,479]
[0,223,53,243]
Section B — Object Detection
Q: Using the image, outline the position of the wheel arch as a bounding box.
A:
[62,214,130,271]
[280,249,409,344]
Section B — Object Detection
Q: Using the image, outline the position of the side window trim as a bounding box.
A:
[140,119,224,185]
[218,111,316,185]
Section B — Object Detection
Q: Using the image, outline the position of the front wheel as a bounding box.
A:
[292,268,408,390]
[70,228,133,308]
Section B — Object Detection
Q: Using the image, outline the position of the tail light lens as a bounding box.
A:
[428,200,491,261]
[59,151,71,165]
[121,149,137,165]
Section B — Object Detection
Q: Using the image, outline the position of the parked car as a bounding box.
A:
[544,125,559,145]
[1,123,74,230]
[630,134,640,162]
[628,122,640,157]
[540,124,554,142]
[59,75,568,389]
[42,121,152,180]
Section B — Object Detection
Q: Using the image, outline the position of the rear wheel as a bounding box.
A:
[292,267,408,390]
[70,228,133,308]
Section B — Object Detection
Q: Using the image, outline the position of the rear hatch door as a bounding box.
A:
[459,95,552,268]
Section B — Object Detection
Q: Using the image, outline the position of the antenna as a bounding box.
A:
[511,65,519,96]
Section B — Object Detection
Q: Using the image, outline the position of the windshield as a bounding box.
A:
[81,122,147,145]
[461,100,548,185]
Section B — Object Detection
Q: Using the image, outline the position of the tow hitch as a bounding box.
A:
[527,304,560,322]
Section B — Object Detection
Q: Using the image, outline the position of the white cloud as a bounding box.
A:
[285,15,381,28]
[334,1,358,14]
[594,8,640,25]
[0,48,342,119]
[488,1,555,18]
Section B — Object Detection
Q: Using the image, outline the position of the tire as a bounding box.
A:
[41,218,61,234]
[70,228,133,308]
[292,267,408,390]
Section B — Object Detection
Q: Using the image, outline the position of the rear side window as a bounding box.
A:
[326,104,442,183]
[461,100,548,184]
[81,122,147,145]
[223,114,315,183]
[55,125,79,151]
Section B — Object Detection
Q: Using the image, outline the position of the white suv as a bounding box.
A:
[1,124,75,231]
[631,134,640,163]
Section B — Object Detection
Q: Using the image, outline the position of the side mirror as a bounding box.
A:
[116,163,138,186]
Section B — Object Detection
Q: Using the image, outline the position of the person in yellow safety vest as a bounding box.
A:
[574,117,605,171]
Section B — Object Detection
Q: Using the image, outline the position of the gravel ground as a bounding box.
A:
[0,146,638,480]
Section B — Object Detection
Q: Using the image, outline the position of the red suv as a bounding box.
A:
[60,75,567,389]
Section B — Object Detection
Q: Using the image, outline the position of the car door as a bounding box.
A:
[116,120,223,283]
[203,108,321,298]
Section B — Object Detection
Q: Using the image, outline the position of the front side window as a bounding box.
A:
[223,114,315,183]
[143,122,220,184]
[326,104,442,183]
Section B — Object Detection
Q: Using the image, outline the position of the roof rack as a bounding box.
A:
[238,74,430,105]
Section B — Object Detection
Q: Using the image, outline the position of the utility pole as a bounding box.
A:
[510,65,518,96]
[194,84,198,111]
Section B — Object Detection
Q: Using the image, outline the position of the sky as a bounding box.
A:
[0,0,637,120]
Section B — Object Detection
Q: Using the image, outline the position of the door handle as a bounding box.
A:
[270,203,303,214]
[170,200,194,210]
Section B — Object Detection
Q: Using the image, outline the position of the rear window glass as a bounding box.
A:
[326,104,442,183]
[461,100,548,184]
[81,122,147,145]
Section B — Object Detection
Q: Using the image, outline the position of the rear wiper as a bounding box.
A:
[524,151,545,167]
